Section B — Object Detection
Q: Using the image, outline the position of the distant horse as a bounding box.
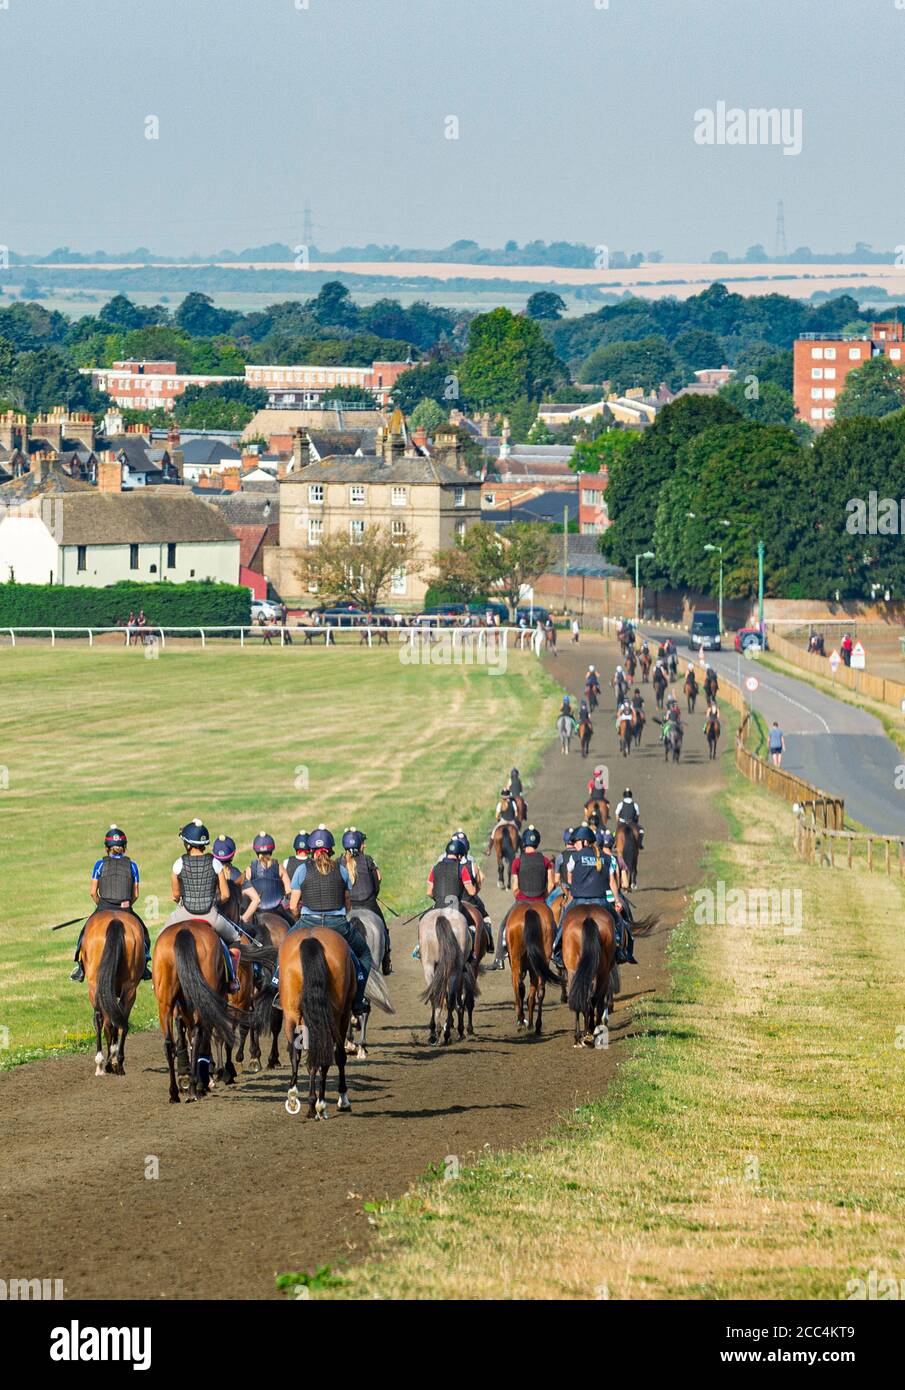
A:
[664,721,683,763]
[510,793,528,823]
[578,716,593,758]
[704,670,719,702]
[705,710,721,760]
[561,906,618,1049]
[631,706,645,747]
[80,908,146,1077]
[279,926,356,1119]
[493,822,519,889]
[585,682,599,712]
[639,649,651,682]
[652,666,667,709]
[625,649,637,680]
[617,709,633,757]
[614,673,628,705]
[584,790,609,824]
[418,906,477,1045]
[153,921,241,1103]
[505,903,557,1034]
[684,672,698,713]
[557,712,576,754]
[615,820,641,890]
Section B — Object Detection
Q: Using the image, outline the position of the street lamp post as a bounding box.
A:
[634,550,655,623]
[703,543,724,636]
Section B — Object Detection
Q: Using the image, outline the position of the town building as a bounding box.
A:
[265,414,481,605]
[793,321,905,429]
[85,361,241,412]
[244,360,410,409]
[578,471,610,533]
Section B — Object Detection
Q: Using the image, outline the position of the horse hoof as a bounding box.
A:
[315,1100,328,1120]
[94,1064,104,1077]
[337,1093,352,1112]
[356,1046,368,1061]
[517,1019,526,1030]
[178,1076,190,1092]
[285,1091,301,1115]
[344,1039,357,1055]
[249,1058,261,1073]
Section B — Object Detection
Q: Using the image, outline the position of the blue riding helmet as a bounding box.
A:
[253,832,276,855]
[562,826,575,845]
[342,828,365,853]
[293,831,309,853]
[522,825,541,848]
[572,826,595,847]
[445,838,463,857]
[104,825,127,851]
[213,835,237,862]
[308,826,335,853]
[454,829,470,853]
[180,819,210,847]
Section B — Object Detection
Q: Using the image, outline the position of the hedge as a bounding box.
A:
[0,580,251,628]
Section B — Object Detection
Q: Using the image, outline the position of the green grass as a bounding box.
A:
[310,764,905,1300]
[0,644,558,1059]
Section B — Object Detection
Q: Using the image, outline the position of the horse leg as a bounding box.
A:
[356,1007,369,1061]
[176,1019,190,1091]
[104,1019,116,1074]
[235,1020,247,1064]
[93,1007,105,1076]
[428,1004,438,1046]
[164,1029,180,1104]
[442,989,453,1045]
[267,1017,281,1068]
[285,1021,303,1112]
[223,1040,237,1085]
[306,1061,319,1119]
[114,1017,129,1076]
[336,1037,351,1112]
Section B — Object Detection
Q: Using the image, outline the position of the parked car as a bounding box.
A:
[689,610,722,651]
[315,603,363,627]
[251,599,282,622]
[516,604,551,626]
[734,627,768,653]
[467,601,509,623]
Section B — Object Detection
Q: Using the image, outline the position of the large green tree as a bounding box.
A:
[835,356,905,420]
[460,308,565,409]
[578,335,686,392]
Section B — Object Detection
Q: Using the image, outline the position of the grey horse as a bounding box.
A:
[557,712,576,754]
[417,901,477,1045]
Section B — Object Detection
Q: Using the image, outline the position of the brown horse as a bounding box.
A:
[705,710,721,760]
[652,665,667,709]
[704,670,719,702]
[617,709,633,757]
[578,716,593,758]
[561,905,618,1048]
[510,793,528,823]
[639,649,651,682]
[505,903,557,1034]
[584,792,610,823]
[493,821,519,889]
[81,908,146,1076]
[615,820,641,890]
[279,926,356,1118]
[153,920,241,1102]
[631,705,645,747]
[235,909,291,1072]
[625,649,637,680]
[684,672,698,713]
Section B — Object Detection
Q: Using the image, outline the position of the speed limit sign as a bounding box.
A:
[745,675,759,692]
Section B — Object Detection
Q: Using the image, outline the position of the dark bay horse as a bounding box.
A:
[235,907,290,1072]
[705,708,721,760]
[153,921,242,1102]
[279,926,356,1118]
[652,666,667,709]
[639,649,651,683]
[493,822,519,889]
[664,721,683,763]
[579,716,593,758]
[615,821,641,890]
[505,903,557,1034]
[561,906,618,1048]
[704,670,719,702]
[81,908,146,1076]
[631,705,645,747]
[684,671,698,713]
[625,649,637,680]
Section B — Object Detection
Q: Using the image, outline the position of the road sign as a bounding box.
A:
[851,640,866,670]
[829,649,841,673]
[744,675,759,692]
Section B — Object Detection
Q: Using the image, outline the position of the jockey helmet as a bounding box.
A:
[253,832,276,855]
[500,788,510,797]
[601,829,616,848]
[180,819,209,847]
[293,831,309,853]
[588,665,596,672]
[308,826,335,853]
[573,826,595,846]
[522,825,541,848]
[342,828,365,852]
[213,835,236,862]
[104,825,127,852]
[445,839,463,857]
[562,826,575,845]
[623,788,632,799]
[454,829,470,853]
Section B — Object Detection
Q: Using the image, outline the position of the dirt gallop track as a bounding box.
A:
[0,639,725,1299]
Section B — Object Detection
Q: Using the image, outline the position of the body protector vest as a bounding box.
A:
[347,853,377,904]
[517,852,547,898]
[179,854,217,914]
[299,858,345,913]
[570,850,611,899]
[97,855,135,905]
[618,801,639,823]
[251,858,284,911]
[499,800,517,824]
[285,855,304,883]
[432,857,463,905]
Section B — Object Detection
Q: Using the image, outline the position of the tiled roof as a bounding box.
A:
[57,492,237,545]
[281,454,480,487]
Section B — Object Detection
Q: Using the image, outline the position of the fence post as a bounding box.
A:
[240,628,245,648]
[88,629,93,647]
[867,837,873,872]
[200,628,206,649]
[50,628,55,647]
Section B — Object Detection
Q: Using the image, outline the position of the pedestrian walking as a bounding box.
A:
[768,721,785,767]
[571,617,580,644]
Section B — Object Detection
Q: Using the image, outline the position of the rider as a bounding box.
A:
[71,825,151,982]
[585,665,601,696]
[631,686,645,714]
[508,766,523,799]
[614,788,644,850]
[486,788,520,853]
[165,820,256,992]
[212,835,260,929]
[449,830,495,955]
[578,694,591,723]
[283,831,309,886]
[559,692,575,720]
[595,827,637,963]
[617,697,633,744]
[285,826,372,1019]
[341,827,391,975]
[425,839,490,961]
[552,825,625,968]
[495,825,553,965]
[587,764,607,801]
[245,833,293,925]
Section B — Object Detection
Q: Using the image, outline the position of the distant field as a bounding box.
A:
[0,644,556,1058]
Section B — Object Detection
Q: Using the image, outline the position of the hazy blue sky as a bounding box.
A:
[4,0,901,257]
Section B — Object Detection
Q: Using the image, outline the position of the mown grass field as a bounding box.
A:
[316,766,905,1301]
[0,644,557,1060]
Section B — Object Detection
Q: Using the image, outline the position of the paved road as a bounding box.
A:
[640,631,903,834]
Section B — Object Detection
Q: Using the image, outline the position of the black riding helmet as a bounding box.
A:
[104,825,127,852]
[522,825,541,849]
[445,839,463,857]
[180,819,209,847]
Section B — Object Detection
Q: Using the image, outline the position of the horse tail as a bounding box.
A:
[631,912,659,937]
[523,909,557,984]
[421,915,464,1011]
[253,956,277,1037]
[299,935,339,1070]
[173,928,236,1048]
[568,918,601,1018]
[95,918,129,1030]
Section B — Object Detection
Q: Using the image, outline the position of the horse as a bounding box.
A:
[418,905,477,1045]
[625,649,637,680]
[493,822,519,889]
[585,789,610,823]
[578,716,593,758]
[510,793,528,823]
[704,670,719,702]
[80,908,146,1077]
[153,920,243,1103]
[505,903,557,1034]
[236,908,290,1072]
[584,682,599,712]
[631,705,645,747]
[617,710,633,757]
[652,666,667,710]
[279,926,356,1119]
[668,649,678,680]
[614,820,641,890]
[639,649,651,683]
[561,906,618,1048]
[704,710,721,760]
[684,672,698,713]
[347,908,394,1055]
[664,720,683,763]
[557,712,576,754]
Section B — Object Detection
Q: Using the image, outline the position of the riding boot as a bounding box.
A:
[142,924,152,981]
[381,935,393,975]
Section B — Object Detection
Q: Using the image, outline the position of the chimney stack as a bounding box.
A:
[97,454,123,493]
[103,408,124,438]
[291,428,311,471]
